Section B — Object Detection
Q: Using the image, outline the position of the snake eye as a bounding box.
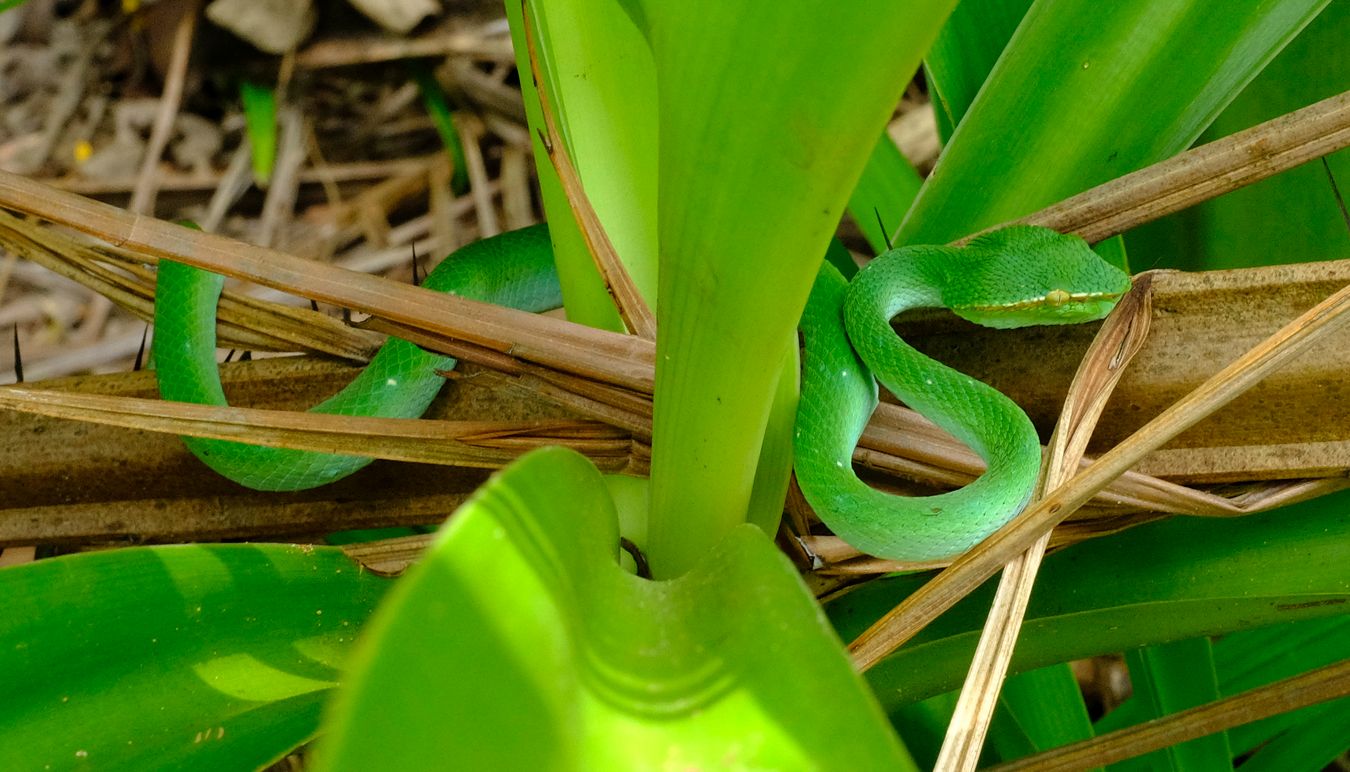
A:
[1045,289,1070,307]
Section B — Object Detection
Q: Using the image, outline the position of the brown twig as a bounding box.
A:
[987,658,1350,772]
[933,275,1154,770]
[1003,90,1350,244]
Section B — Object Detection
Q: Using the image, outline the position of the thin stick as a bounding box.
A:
[987,658,1350,772]
[1008,90,1350,244]
[850,273,1350,671]
[2,92,1346,396]
[933,275,1154,770]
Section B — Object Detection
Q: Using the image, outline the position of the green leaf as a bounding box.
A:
[0,545,387,769]
[239,79,277,188]
[1238,702,1350,772]
[1118,638,1231,771]
[317,448,914,769]
[1095,615,1350,756]
[898,0,1330,244]
[991,664,1097,767]
[1126,2,1350,270]
[642,0,959,576]
[826,489,1350,712]
[847,133,924,255]
[924,0,1034,131]
[505,0,652,331]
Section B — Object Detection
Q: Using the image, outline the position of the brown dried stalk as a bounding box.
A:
[988,658,1350,772]
[933,275,1154,770]
[3,93,1345,401]
[0,387,629,472]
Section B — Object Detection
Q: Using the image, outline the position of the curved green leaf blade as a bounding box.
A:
[0,545,387,769]
[504,0,652,331]
[898,0,1329,244]
[318,448,913,769]
[1120,638,1231,771]
[642,0,958,576]
[411,64,469,195]
[992,664,1097,767]
[826,490,1350,712]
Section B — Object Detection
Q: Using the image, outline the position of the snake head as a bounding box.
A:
[944,225,1133,330]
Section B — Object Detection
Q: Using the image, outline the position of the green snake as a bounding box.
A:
[154,224,1129,561]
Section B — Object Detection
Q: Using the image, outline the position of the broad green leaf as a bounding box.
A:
[1222,616,1350,755]
[410,64,469,195]
[991,664,1097,767]
[239,79,277,188]
[1116,638,1231,772]
[505,0,652,331]
[0,544,387,769]
[642,0,959,576]
[826,489,1350,713]
[920,0,1131,270]
[898,0,1330,244]
[317,448,914,769]
[1126,2,1350,270]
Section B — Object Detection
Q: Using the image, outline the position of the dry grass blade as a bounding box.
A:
[933,275,1154,771]
[849,269,1350,671]
[989,89,1350,243]
[0,169,657,391]
[1,92,1345,400]
[0,386,629,471]
[987,658,1350,772]
[521,3,657,340]
[0,211,380,360]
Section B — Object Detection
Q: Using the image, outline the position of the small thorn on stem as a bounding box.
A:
[12,326,23,384]
[310,299,320,312]
[239,351,253,362]
[411,243,422,287]
[873,207,895,251]
[224,349,236,363]
[133,324,150,372]
[1323,158,1350,237]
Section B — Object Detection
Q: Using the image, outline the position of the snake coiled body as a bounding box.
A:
[153,223,560,491]
[154,224,1128,559]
